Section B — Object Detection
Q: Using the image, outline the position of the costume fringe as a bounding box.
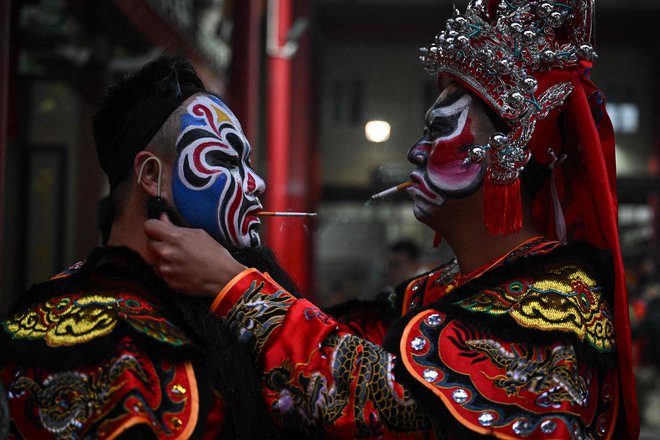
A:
[484,172,523,235]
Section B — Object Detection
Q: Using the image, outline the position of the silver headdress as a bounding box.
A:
[419,0,595,186]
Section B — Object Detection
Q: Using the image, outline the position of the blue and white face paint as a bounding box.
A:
[172,94,265,248]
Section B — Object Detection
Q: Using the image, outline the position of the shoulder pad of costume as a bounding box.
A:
[2,337,199,439]
[452,257,614,353]
[398,309,618,438]
[2,291,192,349]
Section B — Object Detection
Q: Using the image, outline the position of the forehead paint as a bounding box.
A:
[172,95,263,247]
[176,98,243,189]
[423,93,484,196]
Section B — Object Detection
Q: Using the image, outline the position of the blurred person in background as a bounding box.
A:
[321,239,425,344]
[384,239,422,289]
[145,0,639,438]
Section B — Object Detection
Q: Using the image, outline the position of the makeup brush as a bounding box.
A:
[256,211,317,217]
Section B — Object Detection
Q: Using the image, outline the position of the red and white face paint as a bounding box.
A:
[407,84,494,218]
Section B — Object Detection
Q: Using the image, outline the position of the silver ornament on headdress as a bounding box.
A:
[420,0,593,185]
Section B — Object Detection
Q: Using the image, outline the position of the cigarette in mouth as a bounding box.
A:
[370,181,413,200]
[256,211,318,217]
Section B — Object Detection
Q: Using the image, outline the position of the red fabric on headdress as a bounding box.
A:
[528,63,639,439]
[483,171,523,235]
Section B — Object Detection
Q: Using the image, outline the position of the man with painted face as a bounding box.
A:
[146,1,640,438]
[0,55,300,439]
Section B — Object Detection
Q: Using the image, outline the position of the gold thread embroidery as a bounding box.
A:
[3,293,188,347]
[456,262,614,351]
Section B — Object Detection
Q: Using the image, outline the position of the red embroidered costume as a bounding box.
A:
[0,247,284,439]
[1,54,296,440]
[208,238,625,438]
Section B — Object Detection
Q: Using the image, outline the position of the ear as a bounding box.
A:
[134,151,162,197]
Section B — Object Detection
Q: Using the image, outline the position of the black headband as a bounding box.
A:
[99,86,201,188]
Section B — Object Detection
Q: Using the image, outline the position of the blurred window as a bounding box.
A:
[608,102,639,134]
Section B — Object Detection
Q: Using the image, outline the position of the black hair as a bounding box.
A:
[92,55,205,216]
[92,55,203,156]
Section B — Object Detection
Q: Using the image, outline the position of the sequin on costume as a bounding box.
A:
[212,269,431,438]
[394,239,618,438]
[264,333,427,437]
[400,309,618,439]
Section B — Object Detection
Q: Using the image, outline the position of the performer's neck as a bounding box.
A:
[433,190,540,275]
[106,198,155,265]
[447,226,542,276]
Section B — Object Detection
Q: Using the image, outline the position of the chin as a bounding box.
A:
[411,194,444,218]
[233,219,262,248]
[235,227,261,248]
[412,203,432,220]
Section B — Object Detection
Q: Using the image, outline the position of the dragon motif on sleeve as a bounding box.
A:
[465,339,589,408]
[264,333,428,438]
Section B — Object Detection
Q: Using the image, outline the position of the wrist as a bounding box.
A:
[210,267,261,315]
[205,261,247,298]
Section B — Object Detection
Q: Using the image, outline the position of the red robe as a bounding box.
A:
[211,238,622,438]
[0,246,269,440]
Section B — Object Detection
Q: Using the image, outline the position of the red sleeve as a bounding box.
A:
[328,301,393,346]
[1,336,201,439]
[211,270,430,438]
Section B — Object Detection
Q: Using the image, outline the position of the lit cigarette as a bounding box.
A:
[370,181,413,200]
[256,211,317,217]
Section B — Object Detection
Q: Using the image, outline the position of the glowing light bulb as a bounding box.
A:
[365,120,391,143]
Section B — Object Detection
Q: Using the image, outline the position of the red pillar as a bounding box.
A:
[0,0,12,280]
[265,0,294,276]
[265,0,317,295]
[286,1,317,296]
